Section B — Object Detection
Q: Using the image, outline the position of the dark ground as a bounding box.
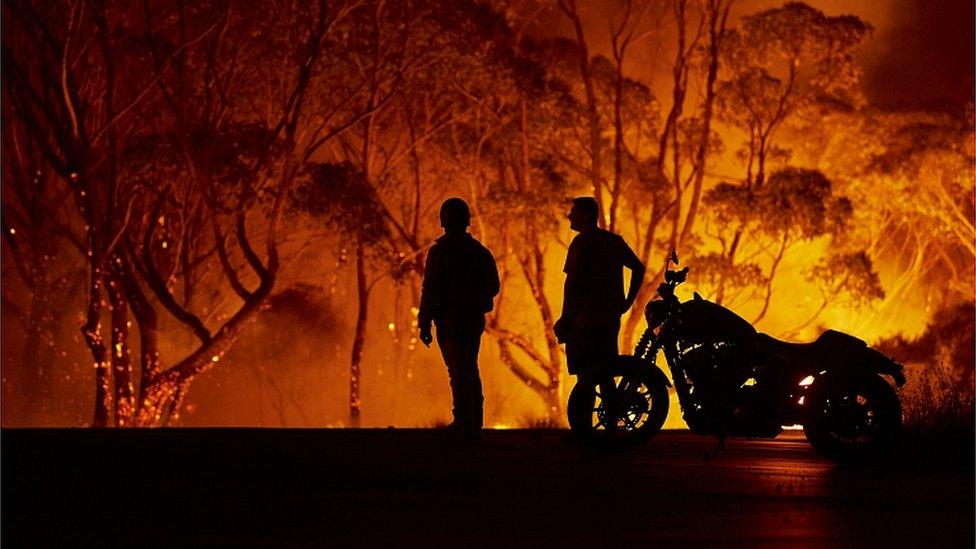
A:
[2,429,973,547]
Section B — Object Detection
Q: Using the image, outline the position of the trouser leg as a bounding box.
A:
[440,338,468,428]
[438,330,484,432]
[570,322,620,431]
[580,373,618,431]
[598,377,619,431]
[462,335,484,430]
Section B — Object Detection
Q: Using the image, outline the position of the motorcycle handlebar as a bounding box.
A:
[664,266,689,285]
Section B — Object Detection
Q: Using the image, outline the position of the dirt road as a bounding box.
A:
[3,429,972,546]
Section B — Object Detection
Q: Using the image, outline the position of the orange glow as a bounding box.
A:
[0,0,971,430]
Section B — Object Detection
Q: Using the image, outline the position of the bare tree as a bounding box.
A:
[293,0,515,425]
[2,0,357,426]
[621,0,734,348]
[558,0,607,225]
[1,105,85,422]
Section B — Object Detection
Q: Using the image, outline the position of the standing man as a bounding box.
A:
[419,198,500,439]
[554,197,645,429]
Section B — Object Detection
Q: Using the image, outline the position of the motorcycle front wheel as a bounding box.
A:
[567,356,670,444]
[803,373,902,464]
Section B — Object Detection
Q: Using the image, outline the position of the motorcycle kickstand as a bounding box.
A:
[704,434,726,461]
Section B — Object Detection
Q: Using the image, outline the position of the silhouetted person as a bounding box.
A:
[419,198,500,439]
[554,197,645,430]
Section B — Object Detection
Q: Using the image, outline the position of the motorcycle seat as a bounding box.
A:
[754,331,828,357]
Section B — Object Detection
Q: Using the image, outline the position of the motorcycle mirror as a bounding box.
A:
[669,249,679,265]
[664,266,689,284]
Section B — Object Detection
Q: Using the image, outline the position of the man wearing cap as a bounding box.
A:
[419,198,500,439]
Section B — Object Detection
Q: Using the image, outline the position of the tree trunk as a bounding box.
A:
[609,55,625,232]
[545,374,562,423]
[136,371,180,427]
[518,243,564,417]
[23,283,56,424]
[621,1,693,349]
[493,337,563,423]
[560,0,604,223]
[107,264,135,426]
[679,0,729,248]
[349,240,369,427]
[716,229,744,305]
[621,205,667,349]
[120,248,160,409]
[752,233,789,325]
[83,264,112,427]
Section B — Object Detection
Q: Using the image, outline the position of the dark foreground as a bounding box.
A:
[3,429,973,547]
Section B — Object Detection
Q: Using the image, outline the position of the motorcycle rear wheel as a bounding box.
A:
[567,357,670,444]
[803,374,901,464]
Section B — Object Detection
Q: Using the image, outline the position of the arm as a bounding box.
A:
[621,239,645,312]
[479,247,501,315]
[485,248,500,300]
[418,247,440,346]
[554,240,579,342]
[561,273,580,321]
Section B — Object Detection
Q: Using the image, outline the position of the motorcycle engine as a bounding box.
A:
[677,339,754,433]
[679,340,750,386]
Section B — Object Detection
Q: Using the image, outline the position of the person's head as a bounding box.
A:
[568,197,599,232]
[439,197,471,232]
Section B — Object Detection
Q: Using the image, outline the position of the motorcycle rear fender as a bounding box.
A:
[614,355,672,388]
[801,350,905,391]
[866,348,907,386]
[812,332,906,387]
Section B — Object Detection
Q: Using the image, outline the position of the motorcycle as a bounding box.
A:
[567,252,906,464]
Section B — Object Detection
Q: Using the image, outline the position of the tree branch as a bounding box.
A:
[136,202,212,343]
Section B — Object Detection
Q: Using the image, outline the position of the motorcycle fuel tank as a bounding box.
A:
[676,298,757,345]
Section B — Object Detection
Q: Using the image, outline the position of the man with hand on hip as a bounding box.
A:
[554,196,645,431]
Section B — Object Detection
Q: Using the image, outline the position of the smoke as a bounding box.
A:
[533,0,975,109]
[857,0,974,108]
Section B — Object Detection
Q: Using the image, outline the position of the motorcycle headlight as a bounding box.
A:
[645,299,667,328]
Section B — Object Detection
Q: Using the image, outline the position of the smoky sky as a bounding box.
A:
[533,0,974,109]
[859,0,974,108]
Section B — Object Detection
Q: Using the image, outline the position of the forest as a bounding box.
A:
[2,0,972,428]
